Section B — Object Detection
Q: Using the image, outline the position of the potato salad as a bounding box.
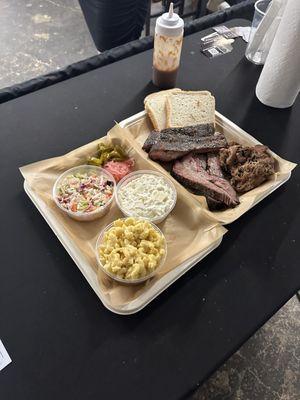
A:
[117,173,175,220]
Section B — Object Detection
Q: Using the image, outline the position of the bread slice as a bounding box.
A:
[144,88,181,131]
[166,91,215,128]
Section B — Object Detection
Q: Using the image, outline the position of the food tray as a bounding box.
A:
[24,181,222,315]
[22,110,293,315]
[120,110,292,224]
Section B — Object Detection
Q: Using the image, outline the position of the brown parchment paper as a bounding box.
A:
[20,125,226,309]
[124,114,297,225]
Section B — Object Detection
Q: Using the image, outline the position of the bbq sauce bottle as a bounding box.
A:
[152,3,184,89]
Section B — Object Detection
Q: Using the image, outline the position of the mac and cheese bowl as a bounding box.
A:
[96,217,167,284]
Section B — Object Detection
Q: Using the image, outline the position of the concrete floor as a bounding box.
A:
[0,0,193,89]
[0,0,97,88]
[0,1,299,399]
[193,296,300,400]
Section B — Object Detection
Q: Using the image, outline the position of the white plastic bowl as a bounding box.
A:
[115,170,177,224]
[95,218,167,285]
[53,165,116,222]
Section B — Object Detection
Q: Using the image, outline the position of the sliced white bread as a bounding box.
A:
[144,88,182,131]
[166,91,215,128]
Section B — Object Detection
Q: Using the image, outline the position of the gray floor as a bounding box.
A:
[0,0,194,89]
[193,296,300,400]
[0,1,299,399]
[0,0,97,88]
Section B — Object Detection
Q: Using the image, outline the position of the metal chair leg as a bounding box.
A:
[179,0,185,16]
[145,0,152,36]
[195,0,208,18]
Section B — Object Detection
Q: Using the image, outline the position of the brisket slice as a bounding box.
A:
[149,132,227,162]
[149,149,187,162]
[142,130,159,152]
[187,185,224,210]
[172,153,239,208]
[160,123,215,137]
[207,153,224,178]
[142,123,215,155]
[206,196,225,210]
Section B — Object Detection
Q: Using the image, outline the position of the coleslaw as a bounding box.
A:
[56,172,114,213]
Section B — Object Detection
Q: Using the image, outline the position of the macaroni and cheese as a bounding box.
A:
[98,218,166,280]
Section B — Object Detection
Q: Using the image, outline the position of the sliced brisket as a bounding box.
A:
[149,132,227,162]
[172,153,239,208]
[149,149,187,162]
[207,153,224,178]
[206,196,225,210]
[142,123,217,160]
[143,124,215,152]
[142,130,159,152]
[187,187,224,210]
[160,123,215,137]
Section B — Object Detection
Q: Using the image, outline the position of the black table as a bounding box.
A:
[0,19,299,400]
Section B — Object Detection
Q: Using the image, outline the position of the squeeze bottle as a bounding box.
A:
[152,3,184,89]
